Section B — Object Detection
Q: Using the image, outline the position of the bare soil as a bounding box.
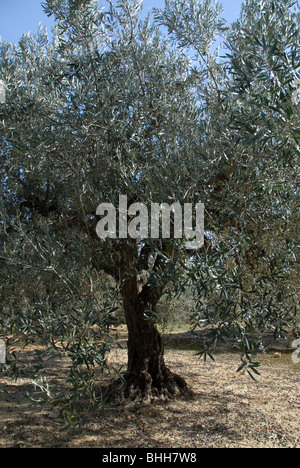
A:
[0,329,299,448]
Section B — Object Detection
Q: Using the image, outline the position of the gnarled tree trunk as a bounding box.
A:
[104,275,191,402]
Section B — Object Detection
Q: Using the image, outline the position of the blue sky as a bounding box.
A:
[0,0,244,44]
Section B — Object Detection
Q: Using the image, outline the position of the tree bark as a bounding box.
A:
[104,275,191,402]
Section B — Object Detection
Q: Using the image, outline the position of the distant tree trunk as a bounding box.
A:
[104,275,191,401]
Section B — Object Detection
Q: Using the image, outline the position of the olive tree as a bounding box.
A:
[0,0,299,406]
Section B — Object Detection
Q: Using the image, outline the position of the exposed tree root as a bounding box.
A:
[100,368,194,404]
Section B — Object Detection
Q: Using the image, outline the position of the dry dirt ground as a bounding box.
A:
[0,330,299,448]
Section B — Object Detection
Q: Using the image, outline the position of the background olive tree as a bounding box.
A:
[0,0,299,419]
